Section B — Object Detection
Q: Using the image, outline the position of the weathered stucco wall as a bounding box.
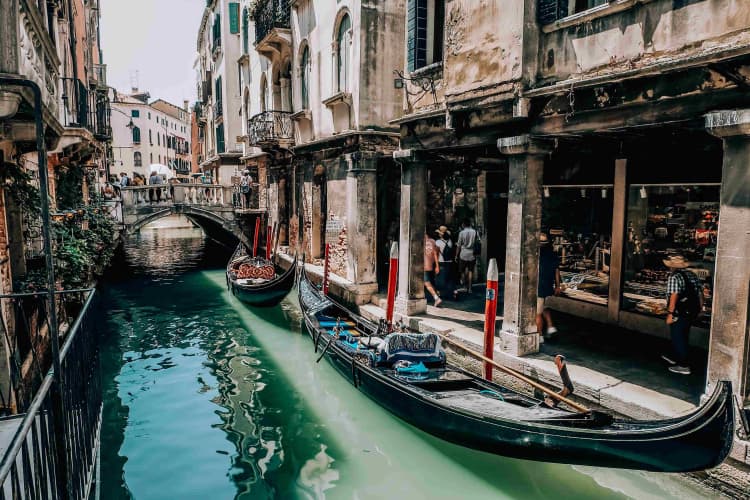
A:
[539,0,750,82]
[443,0,525,98]
[358,0,405,129]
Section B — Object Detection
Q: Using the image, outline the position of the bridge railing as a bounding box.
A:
[121,185,236,216]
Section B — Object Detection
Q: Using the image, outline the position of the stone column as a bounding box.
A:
[344,152,378,290]
[497,135,550,356]
[705,110,750,416]
[394,150,427,316]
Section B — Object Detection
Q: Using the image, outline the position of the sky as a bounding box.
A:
[100,0,205,107]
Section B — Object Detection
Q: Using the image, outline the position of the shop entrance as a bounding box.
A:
[377,158,401,289]
[485,171,509,269]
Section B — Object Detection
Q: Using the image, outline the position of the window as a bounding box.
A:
[150,153,153,163]
[131,109,140,118]
[260,76,268,112]
[149,129,153,144]
[336,14,352,93]
[134,151,142,167]
[148,112,151,119]
[157,133,160,146]
[212,13,221,49]
[407,0,445,72]
[132,126,141,143]
[242,6,250,54]
[158,155,161,163]
[215,76,223,117]
[537,0,607,24]
[229,2,240,34]
[300,45,310,109]
[216,123,225,153]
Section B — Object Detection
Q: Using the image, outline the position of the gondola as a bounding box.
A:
[226,244,297,307]
[298,268,734,472]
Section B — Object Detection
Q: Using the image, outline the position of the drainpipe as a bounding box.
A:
[0,76,70,500]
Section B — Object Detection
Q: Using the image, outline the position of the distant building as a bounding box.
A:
[110,90,191,181]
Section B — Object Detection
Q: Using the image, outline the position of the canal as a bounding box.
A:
[98,217,715,499]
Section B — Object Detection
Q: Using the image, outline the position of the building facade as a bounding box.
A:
[391,0,750,463]
[110,90,192,181]
[195,0,245,186]
[0,0,111,410]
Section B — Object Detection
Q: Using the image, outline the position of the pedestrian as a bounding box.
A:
[119,172,130,188]
[424,232,442,307]
[102,182,115,200]
[435,226,455,298]
[661,254,703,375]
[537,233,561,343]
[240,169,253,209]
[456,219,478,295]
[148,171,162,203]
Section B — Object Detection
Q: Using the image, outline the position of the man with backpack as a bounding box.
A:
[662,254,704,375]
[435,226,454,298]
[240,170,253,209]
[456,219,479,295]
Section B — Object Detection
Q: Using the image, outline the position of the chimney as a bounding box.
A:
[184,100,189,112]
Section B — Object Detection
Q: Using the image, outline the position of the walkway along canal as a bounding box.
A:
[98,218,720,499]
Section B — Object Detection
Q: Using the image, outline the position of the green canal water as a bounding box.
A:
[99,217,715,499]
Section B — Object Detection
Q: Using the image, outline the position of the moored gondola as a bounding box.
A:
[298,267,734,472]
[227,244,296,307]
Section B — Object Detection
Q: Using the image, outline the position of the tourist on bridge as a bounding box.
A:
[148,170,163,203]
[424,232,442,307]
[537,233,561,344]
[240,170,253,209]
[119,172,130,187]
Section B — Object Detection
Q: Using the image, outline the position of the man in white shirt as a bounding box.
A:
[456,219,478,295]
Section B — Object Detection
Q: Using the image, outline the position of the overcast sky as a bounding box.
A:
[100,0,205,107]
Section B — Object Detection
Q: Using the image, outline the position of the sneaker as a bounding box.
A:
[669,365,691,375]
[434,298,443,307]
[661,354,677,366]
[546,327,558,335]
[538,335,545,345]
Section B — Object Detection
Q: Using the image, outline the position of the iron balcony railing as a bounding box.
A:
[92,64,107,87]
[252,0,291,45]
[60,78,111,139]
[247,110,293,146]
[0,289,100,499]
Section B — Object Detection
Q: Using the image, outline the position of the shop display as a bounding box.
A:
[622,185,719,328]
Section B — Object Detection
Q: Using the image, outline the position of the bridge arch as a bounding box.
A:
[126,204,241,247]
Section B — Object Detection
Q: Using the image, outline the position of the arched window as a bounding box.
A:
[134,151,142,167]
[242,7,250,54]
[260,75,268,112]
[336,14,352,93]
[300,45,310,110]
[132,126,141,143]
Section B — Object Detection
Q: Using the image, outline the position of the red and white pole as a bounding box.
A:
[483,258,499,381]
[385,242,398,331]
[322,243,331,295]
[266,225,272,259]
[252,216,261,257]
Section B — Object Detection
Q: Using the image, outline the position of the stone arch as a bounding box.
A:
[127,206,239,246]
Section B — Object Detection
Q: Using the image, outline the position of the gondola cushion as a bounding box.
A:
[379,333,446,366]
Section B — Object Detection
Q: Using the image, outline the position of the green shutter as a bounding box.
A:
[229,3,240,34]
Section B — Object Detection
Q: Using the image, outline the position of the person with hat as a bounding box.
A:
[537,233,561,343]
[662,254,703,375]
[435,226,455,298]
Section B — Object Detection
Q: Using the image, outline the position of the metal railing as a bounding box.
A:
[247,110,293,145]
[60,78,111,139]
[252,0,291,45]
[0,289,100,500]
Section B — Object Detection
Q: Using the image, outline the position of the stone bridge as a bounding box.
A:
[120,185,263,245]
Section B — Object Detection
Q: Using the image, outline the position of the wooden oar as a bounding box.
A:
[437,334,590,414]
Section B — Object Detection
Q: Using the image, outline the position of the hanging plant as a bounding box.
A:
[1,161,41,217]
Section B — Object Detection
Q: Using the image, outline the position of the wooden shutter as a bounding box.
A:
[537,0,566,25]
[229,3,240,34]
[406,0,427,72]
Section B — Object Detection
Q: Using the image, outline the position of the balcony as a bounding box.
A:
[61,77,111,140]
[92,63,107,88]
[247,110,293,147]
[252,0,291,55]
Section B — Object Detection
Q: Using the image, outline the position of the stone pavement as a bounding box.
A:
[366,281,706,420]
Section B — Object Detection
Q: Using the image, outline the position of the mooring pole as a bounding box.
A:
[483,258,499,381]
[385,242,398,331]
[323,243,331,295]
[252,216,261,257]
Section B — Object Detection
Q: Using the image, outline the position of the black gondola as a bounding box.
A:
[298,268,734,472]
[226,244,297,307]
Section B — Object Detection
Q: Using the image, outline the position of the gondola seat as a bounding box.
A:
[377,333,446,367]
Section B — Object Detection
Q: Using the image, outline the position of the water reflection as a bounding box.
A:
[98,218,719,500]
